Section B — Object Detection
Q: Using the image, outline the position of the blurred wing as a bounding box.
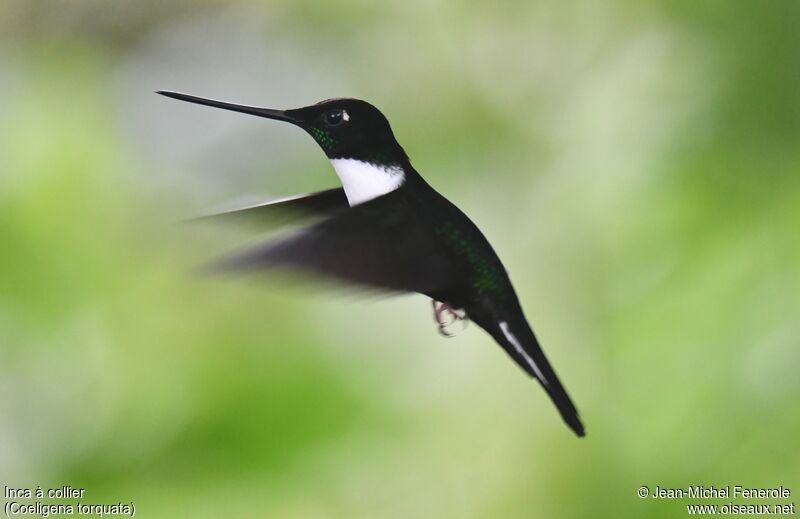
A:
[193,188,348,229]
[212,197,454,295]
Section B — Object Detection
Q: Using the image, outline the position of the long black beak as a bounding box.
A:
[156,90,299,123]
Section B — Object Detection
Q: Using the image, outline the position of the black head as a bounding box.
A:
[157,91,408,167]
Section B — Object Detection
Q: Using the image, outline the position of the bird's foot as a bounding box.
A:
[431,300,468,337]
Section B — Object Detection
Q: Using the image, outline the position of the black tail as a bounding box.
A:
[483,315,585,437]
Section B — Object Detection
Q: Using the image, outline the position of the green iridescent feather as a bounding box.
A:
[435,222,506,296]
[307,127,336,153]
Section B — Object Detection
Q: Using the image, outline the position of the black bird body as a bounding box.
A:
[159,91,585,437]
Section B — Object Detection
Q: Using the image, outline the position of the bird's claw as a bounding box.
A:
[431,300,468,337]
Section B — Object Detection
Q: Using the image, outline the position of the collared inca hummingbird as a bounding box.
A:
[158,90,585,437]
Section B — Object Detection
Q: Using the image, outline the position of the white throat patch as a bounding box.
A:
[329,158,405,206]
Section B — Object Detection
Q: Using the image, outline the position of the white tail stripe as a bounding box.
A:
[499,321,549,387]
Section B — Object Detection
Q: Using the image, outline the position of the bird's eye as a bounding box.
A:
[324,109,348,127]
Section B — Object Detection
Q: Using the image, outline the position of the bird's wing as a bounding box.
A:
[210,196,455,295]
[193,187,348,229]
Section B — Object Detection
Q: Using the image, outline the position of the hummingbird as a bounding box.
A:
[158,90,585,437]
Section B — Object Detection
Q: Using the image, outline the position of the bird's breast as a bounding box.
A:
[329,159,405,206]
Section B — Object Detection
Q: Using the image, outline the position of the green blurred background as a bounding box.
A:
[1,1,799,517]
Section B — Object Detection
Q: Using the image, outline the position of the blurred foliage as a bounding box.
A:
[1,1,799,518]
